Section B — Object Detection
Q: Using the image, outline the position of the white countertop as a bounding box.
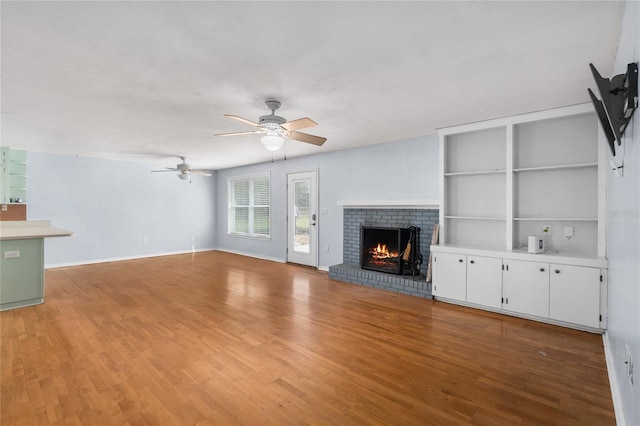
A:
[0,220,73,240]
[431,244,608,268]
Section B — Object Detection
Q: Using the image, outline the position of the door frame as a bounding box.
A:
[286,170,318,268]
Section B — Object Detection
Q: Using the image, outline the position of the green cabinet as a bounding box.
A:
[0,238,44,310]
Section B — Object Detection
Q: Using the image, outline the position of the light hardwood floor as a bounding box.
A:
[1,251,614,425]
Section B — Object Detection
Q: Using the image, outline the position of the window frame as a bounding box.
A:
[227,172,271,239]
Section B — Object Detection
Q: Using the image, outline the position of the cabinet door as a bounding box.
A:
[549,264,600,328]
[466,256,502,309]
[0,147,9,204]
[502,259,549,318]
[432,253,466,301]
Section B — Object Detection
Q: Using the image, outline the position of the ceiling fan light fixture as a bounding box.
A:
[260,131,285,151]
[178,171,191,180]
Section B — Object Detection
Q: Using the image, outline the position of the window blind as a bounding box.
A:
[228,174,270,237]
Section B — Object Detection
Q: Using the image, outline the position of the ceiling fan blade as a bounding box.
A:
[151,168,179,172]
[214,130,264,137]
[191,170,213,177]
[224,114,259,127]
[289,131,326,146]
[281,117,317,131]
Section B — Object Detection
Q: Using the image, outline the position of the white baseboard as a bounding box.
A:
[213,248,286,264]
[46,247,326,271]
[603,331,626,426]
[217,249,330,271]
[44,248,217,269]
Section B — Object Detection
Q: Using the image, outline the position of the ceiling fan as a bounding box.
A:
[215,99,327,151]
[151,156,212,180]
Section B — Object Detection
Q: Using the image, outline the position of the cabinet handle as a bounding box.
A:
[470,260,475,264]
[459,259,463,263]
[540,268,545,272]
[555,269,560,274]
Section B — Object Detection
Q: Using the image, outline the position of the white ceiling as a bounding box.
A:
[0,1,625,170]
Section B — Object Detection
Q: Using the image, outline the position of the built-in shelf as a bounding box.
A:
[1,147,28,205]
[444,169,506,177]
[513,162,597,173]
[445,216,505,221]
[438,103,604,258]
[514,217,597,222]
[434,105,607,333]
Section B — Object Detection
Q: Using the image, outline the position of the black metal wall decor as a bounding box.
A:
[588,62,638,157]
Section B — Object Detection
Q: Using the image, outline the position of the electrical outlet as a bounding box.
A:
[543,225,552,235]
[324,245,330,253]
[142,236,148,244]
[563,226,574,239]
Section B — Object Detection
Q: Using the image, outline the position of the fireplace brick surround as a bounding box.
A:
[328,208,438,298]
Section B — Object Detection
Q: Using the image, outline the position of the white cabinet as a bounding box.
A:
[502,259,549,318]
[432,252,466,301]
[466,256,502,309]
[549,264,600,328]
[430,246,606,331]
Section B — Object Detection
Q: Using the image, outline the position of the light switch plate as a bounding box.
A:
[4,250,21,259]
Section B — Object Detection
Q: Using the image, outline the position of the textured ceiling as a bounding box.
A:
[0,1,625,170]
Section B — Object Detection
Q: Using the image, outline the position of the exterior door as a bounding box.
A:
[287,171,318,267]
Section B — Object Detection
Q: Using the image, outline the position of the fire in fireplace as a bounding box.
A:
[360,226,421,275]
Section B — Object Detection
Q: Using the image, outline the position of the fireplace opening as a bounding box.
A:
[360,226,422,276]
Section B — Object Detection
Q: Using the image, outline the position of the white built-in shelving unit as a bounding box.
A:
[432,104,608,332]
[437,103,605,258]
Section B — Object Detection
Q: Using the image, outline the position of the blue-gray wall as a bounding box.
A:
[25,135,438,270]
[605,1,640,424]
[27,153,217,266]
[214,136,439,269]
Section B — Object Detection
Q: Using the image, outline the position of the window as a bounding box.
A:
[228,173,270,237]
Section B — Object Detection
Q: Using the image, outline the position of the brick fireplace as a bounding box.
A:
[328,206,438,298]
